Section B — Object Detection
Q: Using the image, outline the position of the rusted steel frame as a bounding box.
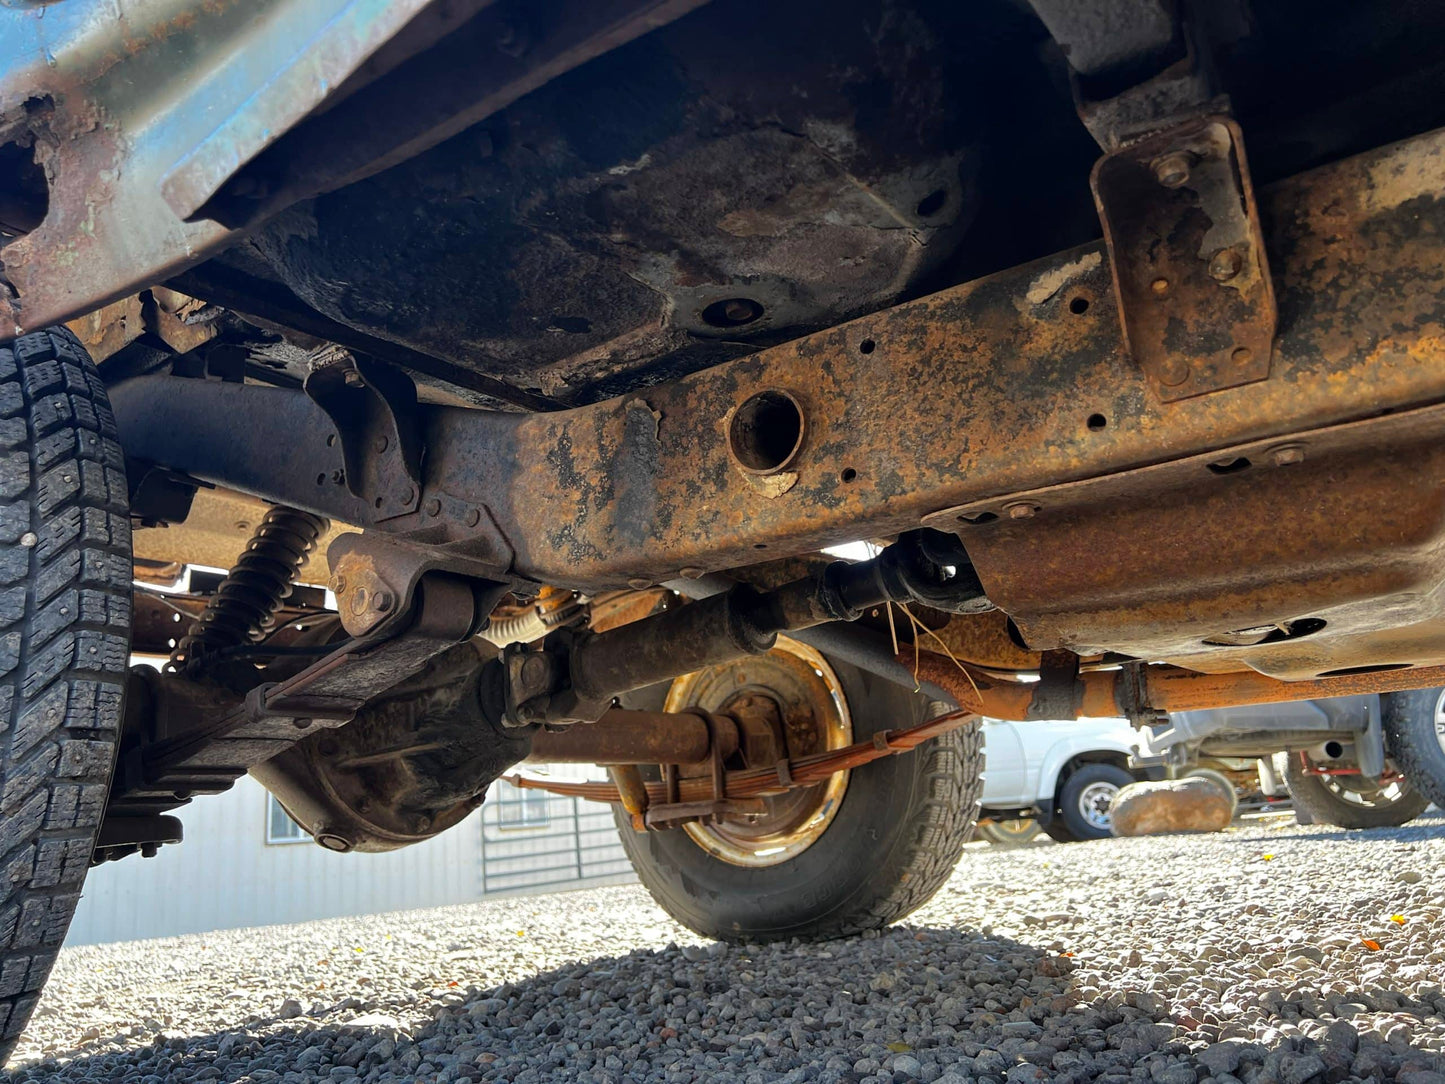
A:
[108,127,1445,589]
[909,650,1445,722]
[449,124,1445,586]
[524,708,737,764]
[948,398,1445,677]
[0,0,709,340]
[1091,116,1276,402]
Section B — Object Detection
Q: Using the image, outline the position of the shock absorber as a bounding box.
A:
[171,506,329,673]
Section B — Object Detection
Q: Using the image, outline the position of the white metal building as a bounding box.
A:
[66,769,635,947]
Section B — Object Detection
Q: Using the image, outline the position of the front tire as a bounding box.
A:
[614,646,982,942]
[0,329,130,1057]
[1051,762,1134,842]
[1381,688,1445,809]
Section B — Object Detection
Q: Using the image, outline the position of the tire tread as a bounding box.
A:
[0,328,129,1057]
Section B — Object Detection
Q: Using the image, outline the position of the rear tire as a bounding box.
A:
[0,328,130,1057]
[1053,763,1134,841]
[615,653,982,942]
[1380,688,1445,809]
[1283,753,1428,829]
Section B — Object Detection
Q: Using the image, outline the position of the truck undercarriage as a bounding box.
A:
[2,0,1445,1052]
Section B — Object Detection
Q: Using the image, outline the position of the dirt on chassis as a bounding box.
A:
[4,0,1445,1061]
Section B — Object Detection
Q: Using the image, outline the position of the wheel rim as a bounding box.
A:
[1317,771,1414,808]
[986,818,1039,841]
[664,638,853,867]
[1433,688,1445,755]
[1077,781,1121,830]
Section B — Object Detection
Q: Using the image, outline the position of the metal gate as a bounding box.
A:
[479,781,635,896]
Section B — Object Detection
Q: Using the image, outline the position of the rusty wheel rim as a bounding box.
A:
[664,638,853,867]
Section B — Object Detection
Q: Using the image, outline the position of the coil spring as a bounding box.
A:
[171,506,329,673]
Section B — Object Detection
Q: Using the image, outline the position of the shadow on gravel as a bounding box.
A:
[7,922,1445,1084]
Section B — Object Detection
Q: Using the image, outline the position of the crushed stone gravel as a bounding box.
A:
[4,812,1443,1084]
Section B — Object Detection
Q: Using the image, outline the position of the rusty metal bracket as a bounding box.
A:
[1091,116,1276,401]
[1025,649,1085,721]
[305,353,423,521]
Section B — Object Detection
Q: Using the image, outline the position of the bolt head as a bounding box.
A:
[465,508,482,528]
[1005,502,1039,520]
[1157,355,1191,386]
[1152,152,1191,188]
[1231,346,1255,366]
[349,586,369,616]
[343,370,365,388]
[425,498,442,517]
[372,590,394,613]
[627,578,652,590]
[1150,277,1171,296]
[680,567,705,579]
[1209,248,1244,282]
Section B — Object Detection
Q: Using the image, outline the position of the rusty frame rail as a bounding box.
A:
[111,124,1445,591]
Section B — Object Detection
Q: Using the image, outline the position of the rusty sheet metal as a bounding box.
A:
[909,649,1445,723]
[450,123,1445,588]
[937,400,1445,680]
[1091,117,1276,400]
[929,610,1044,672]
[66,295,145,364]
[0,0,436,338]
[0,0,708,341]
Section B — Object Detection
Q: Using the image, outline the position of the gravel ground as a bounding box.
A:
[4,812,1444,1084]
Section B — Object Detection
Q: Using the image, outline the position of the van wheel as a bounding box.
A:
[0,328,130,1058]
[1049,762,1135,841]
[1284,752,1427,829]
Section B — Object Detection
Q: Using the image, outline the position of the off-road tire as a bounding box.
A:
[615,661,982,942]
[1053,762,1135,842]
[0,328,130,1057]
[1284,754,1428,829]
[1380,688,1445,808]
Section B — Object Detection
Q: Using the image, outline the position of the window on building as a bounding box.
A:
[494,780,551,829]
[265,793,307,845]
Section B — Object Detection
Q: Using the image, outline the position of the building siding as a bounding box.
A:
[67,776,485,946]
[66,769,636,947]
